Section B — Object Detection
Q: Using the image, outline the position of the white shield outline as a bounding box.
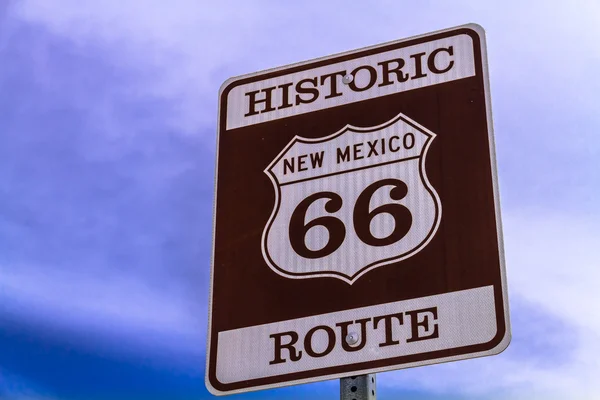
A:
[261,112,442,284]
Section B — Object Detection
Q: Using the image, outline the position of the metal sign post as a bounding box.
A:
[207,23,510,396]
[340,375,376,400]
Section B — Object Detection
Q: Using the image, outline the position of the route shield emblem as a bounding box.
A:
[262,113,442,284]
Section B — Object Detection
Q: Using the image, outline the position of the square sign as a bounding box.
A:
[206,23,510,395]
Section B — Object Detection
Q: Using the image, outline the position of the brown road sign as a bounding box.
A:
[206,23,510,395]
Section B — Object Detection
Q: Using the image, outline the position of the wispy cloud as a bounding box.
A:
[0,4,212,357]
[1,265,204,347]
[1,0,599,399]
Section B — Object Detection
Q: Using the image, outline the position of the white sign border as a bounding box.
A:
[206,22,511,396]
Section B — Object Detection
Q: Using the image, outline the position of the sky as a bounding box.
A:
[0,0,599,399]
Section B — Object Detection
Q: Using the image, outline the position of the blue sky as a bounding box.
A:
[0,0,599,399]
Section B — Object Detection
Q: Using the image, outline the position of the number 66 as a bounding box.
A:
[289,179,412,259]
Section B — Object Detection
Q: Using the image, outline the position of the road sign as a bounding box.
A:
[206,23,510,395]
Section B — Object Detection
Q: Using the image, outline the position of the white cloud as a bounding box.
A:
[10,0,279,135]
[0,263,205,355]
